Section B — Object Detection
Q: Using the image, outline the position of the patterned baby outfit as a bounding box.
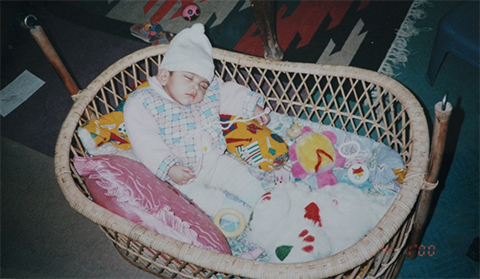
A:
[124,76,266,219]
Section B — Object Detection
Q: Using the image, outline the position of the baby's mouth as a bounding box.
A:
[185,92,196,99]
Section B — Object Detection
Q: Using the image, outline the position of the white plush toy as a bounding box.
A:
[246,182,332,263]
[246,182,391,263]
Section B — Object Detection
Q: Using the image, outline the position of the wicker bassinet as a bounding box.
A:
[55,44,430,279]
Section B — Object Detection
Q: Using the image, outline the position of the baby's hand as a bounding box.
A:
[168,165,196,185]
[254,105,270,126]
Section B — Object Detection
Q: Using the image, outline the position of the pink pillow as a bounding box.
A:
[74,155,230,254]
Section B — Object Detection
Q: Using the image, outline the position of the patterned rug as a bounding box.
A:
[67,0,426,73]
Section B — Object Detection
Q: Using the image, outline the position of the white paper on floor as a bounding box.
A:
[0,70,45,117]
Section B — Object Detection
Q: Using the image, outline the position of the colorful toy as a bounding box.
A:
[143,22,164,38]
[221,114,289,171]
[130,22,175,45]
[77,111,131,151]
[289,126,345,188]
[182,4,200,21]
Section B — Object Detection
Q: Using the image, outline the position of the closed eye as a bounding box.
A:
[200,83,209,90]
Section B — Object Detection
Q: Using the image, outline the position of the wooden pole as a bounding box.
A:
[29,25,80,96]
[249,0,283,61]
[407,97,452,260]
[25,15,96,119]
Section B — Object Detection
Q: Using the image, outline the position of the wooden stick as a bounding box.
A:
[28,22,95,119]
[249,0,283,60]
[407,100,452,260]
[29,25,80,96]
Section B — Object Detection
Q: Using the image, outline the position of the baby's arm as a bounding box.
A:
[254,105,270,126]
[217,78,266,119]
[124,95,181,182]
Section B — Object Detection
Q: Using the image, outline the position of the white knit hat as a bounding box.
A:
[160,23,214,82]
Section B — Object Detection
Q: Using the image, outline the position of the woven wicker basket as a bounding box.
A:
[55,44,430,279]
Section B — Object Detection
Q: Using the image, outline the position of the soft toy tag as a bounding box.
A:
[220,114,288,171]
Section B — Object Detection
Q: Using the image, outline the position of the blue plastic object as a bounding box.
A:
[426,1,480,85]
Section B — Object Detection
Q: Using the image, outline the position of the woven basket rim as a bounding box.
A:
[54,44,429,278]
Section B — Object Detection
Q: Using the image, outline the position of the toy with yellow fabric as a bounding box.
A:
[78,111,130,151]
[289,126,346,188]
[220,114,288,171]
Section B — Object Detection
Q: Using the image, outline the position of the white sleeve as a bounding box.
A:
[124,96,179,182]
[217,77,264,117]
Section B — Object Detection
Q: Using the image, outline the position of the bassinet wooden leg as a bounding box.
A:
[406,96,453,260]
[249,0,284,61]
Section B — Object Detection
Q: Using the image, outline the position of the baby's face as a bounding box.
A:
[164,71,209,106]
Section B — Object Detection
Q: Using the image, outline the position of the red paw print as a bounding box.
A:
[261,192,271,202]
[299,229,315,253]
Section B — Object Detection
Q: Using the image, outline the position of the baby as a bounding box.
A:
[124,23,269,222]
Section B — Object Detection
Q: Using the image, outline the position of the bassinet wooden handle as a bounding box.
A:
[28,20,80,96]
[407,97,453,260]
[26,16,97,119]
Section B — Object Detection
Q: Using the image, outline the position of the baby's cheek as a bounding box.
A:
[196,92,206,103]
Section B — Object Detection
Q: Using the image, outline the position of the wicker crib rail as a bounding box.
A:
[55,44,430,278]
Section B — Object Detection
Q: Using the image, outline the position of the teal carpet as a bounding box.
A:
[391,1,479,278]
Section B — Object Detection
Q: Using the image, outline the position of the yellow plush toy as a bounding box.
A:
[220,114,289,171]
[79,111,130,150]
[76,82,148,154]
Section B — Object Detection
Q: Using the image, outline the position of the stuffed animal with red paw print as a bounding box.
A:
[246,182,332,263]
